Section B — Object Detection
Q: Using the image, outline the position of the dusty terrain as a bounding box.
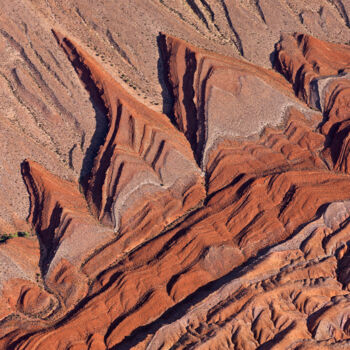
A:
[0,0,350,349]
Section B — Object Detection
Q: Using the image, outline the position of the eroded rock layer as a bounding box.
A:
[160,34,307,164]
[1,0,350,235]
[53,32,206,253]
[276,33,350,176]
[142,200,350,349]
[22,159,114,313]
[0,7,350,350]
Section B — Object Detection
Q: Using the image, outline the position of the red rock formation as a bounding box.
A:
[2,0,350,235]
[1,1,350,348]
[141,200,350,349]
[159,34,302,163]
[1,33,350,350]
[276,33,350,175]
[0,237,48,336]
[53,32,206,255]
[275,33,350,105]
[160,34,327,195]
[5,167,350,348]
[21,159,114,312]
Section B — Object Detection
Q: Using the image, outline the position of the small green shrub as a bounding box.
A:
[0,234,14,242]
[0,231,30,243]
[17,231,30,238]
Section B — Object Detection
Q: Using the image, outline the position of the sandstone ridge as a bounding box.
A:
[0,14,350,350]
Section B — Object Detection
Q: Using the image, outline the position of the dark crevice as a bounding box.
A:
[21,161,63,276]
[183,48,200,161]
[278,185,296,217]
[106,29,136,69]
[151,140,165,169]
[21,160,42,231]
[104,290,154,342]
[157,33,202,165]
[38,204,65,276]
[204,173,246,205]
[5,330,37,350]
[103,162,125,217]
[68,143,77,170]
[218,0,244,55]
[52,30,110,188]
[323,120,350,166]
[185,0,210,29]
[166,266,191,297]
[153,228,188,261]
[237,177,256,197]
[157,33,177,122]
[87,103,122,216]
[142,130,156,161]
[292,64,305,97]
[255,0,267,24]
[200,0,215,22]
[336,242,350,288]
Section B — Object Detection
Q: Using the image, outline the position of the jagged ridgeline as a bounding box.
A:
[0,1,350,349]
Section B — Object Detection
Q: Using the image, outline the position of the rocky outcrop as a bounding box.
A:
[275,33,350,107]
[53,32,205,252]
[1,33,350,349]
[1,0,350,234]
[160,34,303,164]
[276,33,350,175]
[21,159,114,311]
[0,1,350,348]
[160,34,325,194]
[142,200,350,349]
[0,237,55,335]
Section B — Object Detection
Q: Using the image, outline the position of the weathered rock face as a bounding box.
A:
[1,0,350,234]
[1,1,350,350]
[276,33,350,175]
[142,200,350,349]
[21,159,114,312]
[160,34,302,164]
[54,32,205,252]
[275,33,350,107]
[160,34,325,194]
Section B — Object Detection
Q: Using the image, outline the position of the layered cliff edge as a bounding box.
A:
[0,29,349,350]
[0,2,350,348]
